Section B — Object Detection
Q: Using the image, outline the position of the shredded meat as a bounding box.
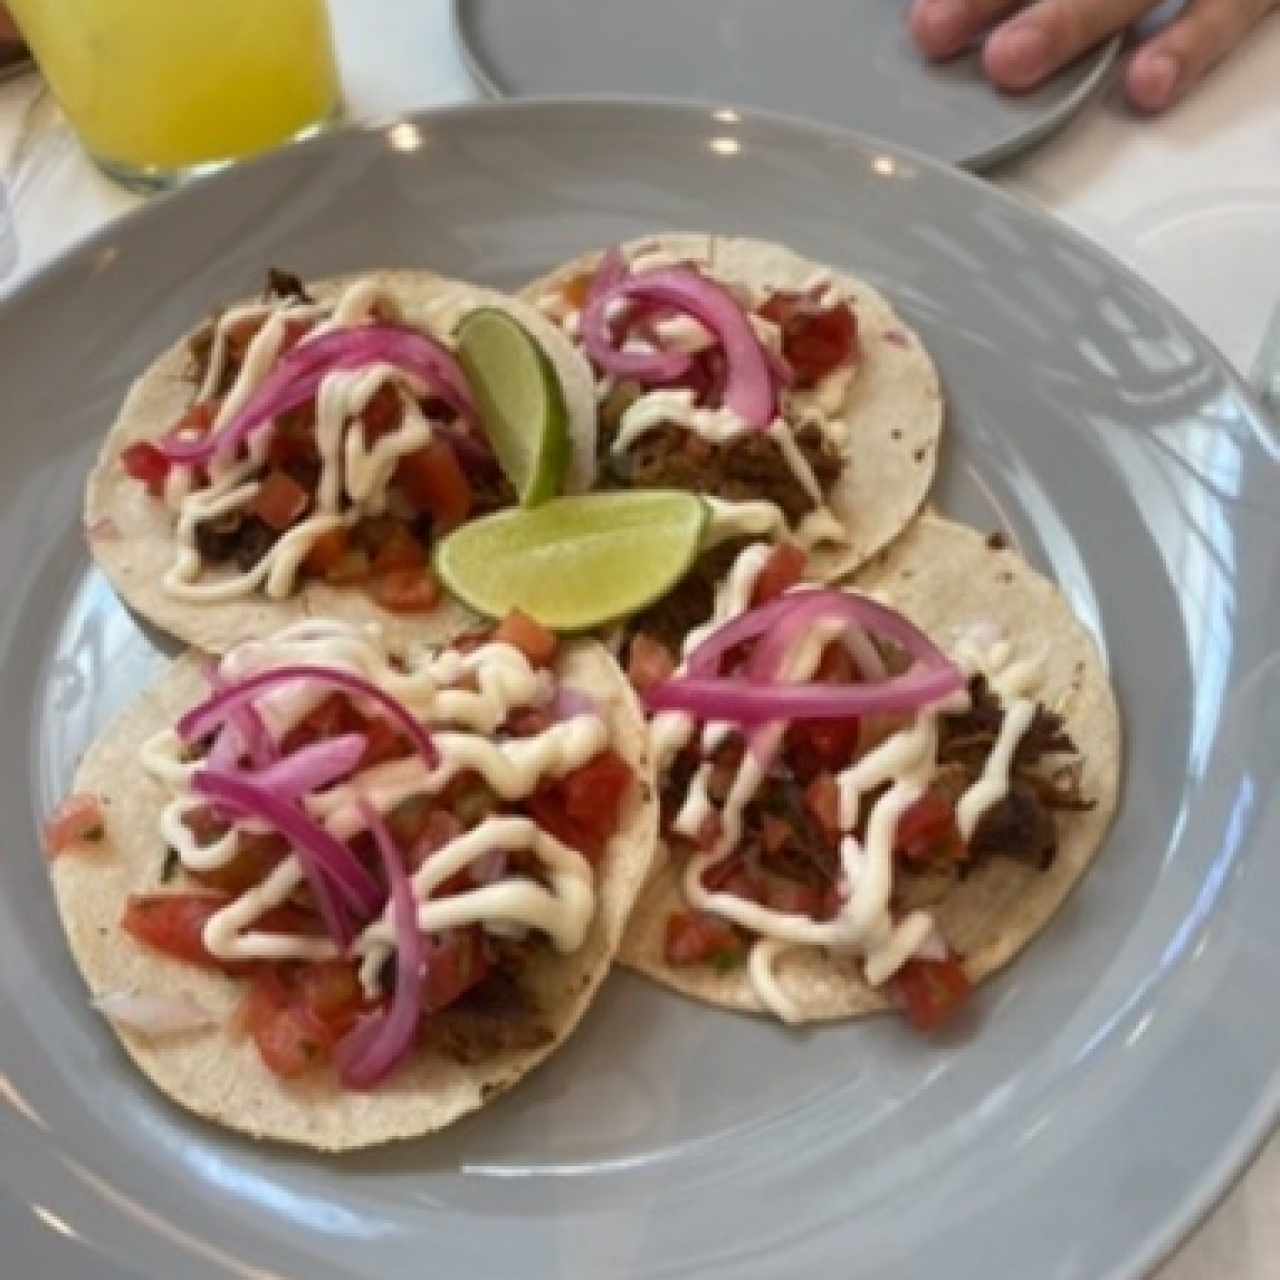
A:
[938,676,1094,871]
[264,267,313,305]
[602,418,841,524]
[969,779,1059,870]
[186,266,313,389]
[628,538,752,656]
[419,970,553,1065]
[193,511,278,571]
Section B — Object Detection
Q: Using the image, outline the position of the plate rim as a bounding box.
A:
[1,94,1276,1280]
[446,0,1121,171]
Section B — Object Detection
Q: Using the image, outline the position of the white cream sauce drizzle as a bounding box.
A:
[660,594,1048,1022]
[140,620,607,997]
[157,281,450,602]
[952,632,1046,843]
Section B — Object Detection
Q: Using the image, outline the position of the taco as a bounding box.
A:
[618,515,1120,1027]
[44,613,655,1149]
[521,234,943,587]
[85,267,596,654]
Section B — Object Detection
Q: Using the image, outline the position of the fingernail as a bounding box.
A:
[991,23,1052,85]
[1132,51,1181,111]
[917,0,969,51]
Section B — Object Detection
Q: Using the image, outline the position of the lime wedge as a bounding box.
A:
[435,491,708,630]
[456,306,568,506]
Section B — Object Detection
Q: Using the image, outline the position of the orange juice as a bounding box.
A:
[10,0,340,181]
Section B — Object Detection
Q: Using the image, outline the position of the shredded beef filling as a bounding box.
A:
[628,538,752,657]
[599,399,842,525]
[194,511,279,571]
[419,965,553,1066]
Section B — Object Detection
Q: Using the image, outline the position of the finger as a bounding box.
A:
[908,0,1024,61]
[1126,0,1279,112]
[982,0,1155,91]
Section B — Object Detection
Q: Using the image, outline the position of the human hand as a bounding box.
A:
[908,0,1279,112]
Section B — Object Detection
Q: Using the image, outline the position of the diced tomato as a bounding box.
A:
[325,549,372,584]
[294,960,365,1039]
[526,792,600,864]
[627,633,676,694]
[663,911,745,966]
[892,955,973,1033]
[43,793,105,858]
[360,716,411,770]
[423,928,490,1013]
[561,271,595,310]
[181,804,229,845]
[751,543,807,605]
[758,293,859,387]
[815,642,857,684]
[302,527,350,576]
[895,789,966,863]
[763,877,824,917]
[370,522,425,573]
[361,385,404,441]
[526,752,630,865]
[121,442,172,497]
[171,400,218,438]
[561,750,632,842]
[805,772,840,839]
[122,894,318,971]
[266,407,318,469]
[251,469,311,531]
[506,708,555,737]
[371,567,441,613]
[225,315,265,360]
[394,440,473,531]
[121,894,232,970]
[493,610,558,667]
[189,832,288,895]
[280,317,313,353]
[245,985,319,1079]
[279,692,361,755]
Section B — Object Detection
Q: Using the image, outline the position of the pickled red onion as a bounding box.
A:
[335,801,424,1089]
[645,665,963,726]
[161,325,476,465]
[582,258,776,426]
[179,664,438,770]
[647,590,964,726]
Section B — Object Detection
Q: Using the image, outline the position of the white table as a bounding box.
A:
[2,3,1278,1275]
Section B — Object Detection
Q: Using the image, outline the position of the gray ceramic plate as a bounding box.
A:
[3,100,1278,1280]
[451,0,1120,169]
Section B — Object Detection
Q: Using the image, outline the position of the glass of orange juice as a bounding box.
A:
[7,0,342,190]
